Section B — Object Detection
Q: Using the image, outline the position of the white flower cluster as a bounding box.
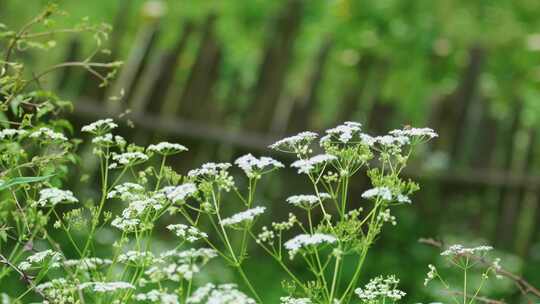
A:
[81,118,118,134]
[135,290,179,304]
[109,151,149,169]
[389,127,438,139]
[166,224,208,242]
[373,135,409,147]
[107,182,146,201]
[440,244,493,257]
[36,188,78,207]
[221,206,266,227]
[18,250,63,271]
[188,162,231,178]
[361,187,410,203]
[354,275,406,302]
[64,257,112,271]
[321,121,362,144]
[187,283,256,304]
[0,128,27,140]
[269,131,318,154]
[234,153,284,178]
[147,142,188,155]
[92,133,126,147]
[280,296,313,304]
[36,278,76,304]
[78,281,134,293]
[284,233,337,259]
[111,193,165,232]
[377,209,397,226]
[161,183,197,203]
[145,248,217,282]
[29,127,67,142]
[291,154,337,174]
[424,264,437,286]
[118,250,155,265]
[286,193,331,209]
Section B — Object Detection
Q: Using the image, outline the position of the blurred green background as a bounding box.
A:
[2,0,540,302]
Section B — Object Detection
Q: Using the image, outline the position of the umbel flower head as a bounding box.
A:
[187,283,256,304]
[36,188,78,207]
[234,153,284,178]
[81,118,118,135]
[284,233,337,259]
[355,275,406,302]
[147,141,188,155]
[221,206,266,227]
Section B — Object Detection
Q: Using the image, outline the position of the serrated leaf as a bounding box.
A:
[0,174,55,191]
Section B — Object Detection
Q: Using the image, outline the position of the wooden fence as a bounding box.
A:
[45,0,540,258]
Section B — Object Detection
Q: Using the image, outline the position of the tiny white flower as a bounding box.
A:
[36,188,78,207]
[0,128,27,140]
[284,233,337,259]
[147,142,188,155]
[167,224,208,242]
[161,183,197,203]
[270,131,318,154]
[355,275,405,301]
[221,207,266,227]
[78,281,134,293]
[29,127,67,142]
[291,154,337,174]
[441,244,493,257]
[109,151,149,168]
[81,118,118,134]
[361,187,392,201]
[286,193,331,209]
[235,154,284,178]
[187,283,256,304]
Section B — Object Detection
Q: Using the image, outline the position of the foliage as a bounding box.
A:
[1,4,538,304]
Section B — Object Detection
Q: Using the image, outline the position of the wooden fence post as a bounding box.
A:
[244,0,303,132]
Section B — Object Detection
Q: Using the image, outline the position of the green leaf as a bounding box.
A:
[0,174,55,191]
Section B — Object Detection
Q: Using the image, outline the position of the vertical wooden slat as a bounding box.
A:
[336,53,377,124]
[130,21,194,115]
[79,0,133,100]
[494,101,523,248]
[280,38,333,133]
[56,39,81,90]
[106,22,160,111]
[244,0,303,132]
[177,14,222,120]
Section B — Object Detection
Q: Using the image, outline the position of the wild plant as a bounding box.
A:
[3,4,537,304]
